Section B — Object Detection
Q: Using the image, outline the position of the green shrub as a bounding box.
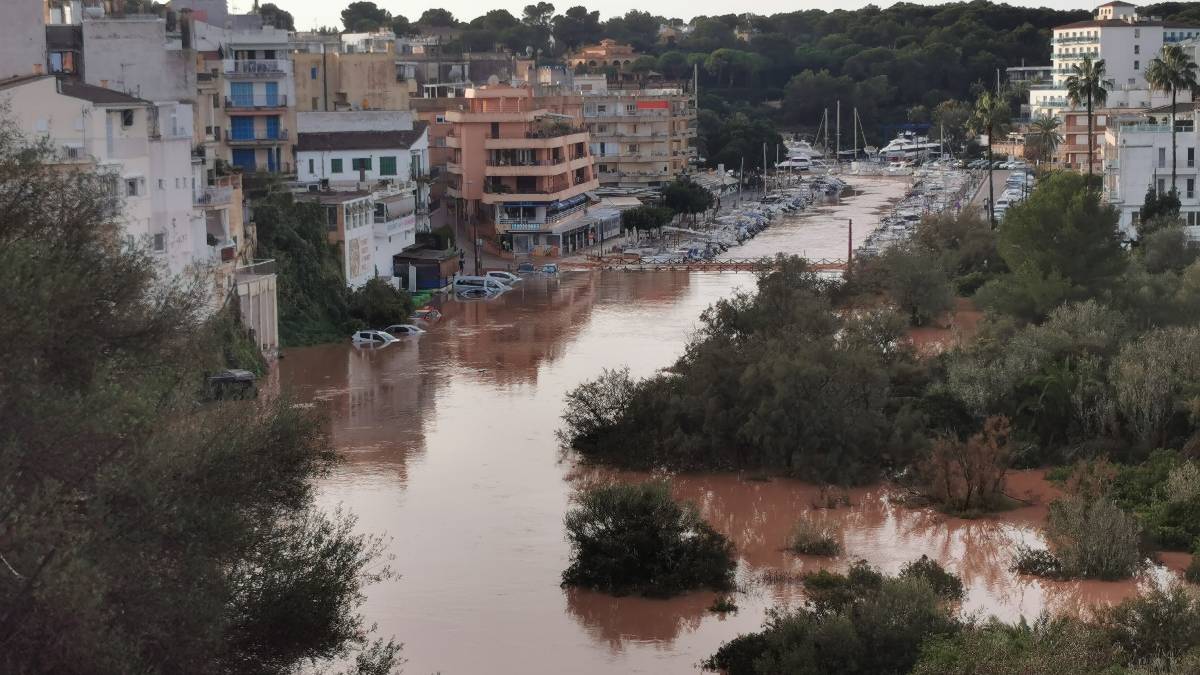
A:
[900,555,965,601]
[787,518,842,556]
[912,615,1123,675]
[347,277,414,329]
[710,596,739,613]
[1187,542,1200,585]
[1101,584,1200,659]
[561,481,735,597]
[1014,495,1143,580]
[705,561,960,675]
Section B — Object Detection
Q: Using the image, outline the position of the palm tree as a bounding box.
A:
[1146,44,1200,197]
[1065,57,1108,184]
[969,90,1011,228]
[1028,114,1063,165]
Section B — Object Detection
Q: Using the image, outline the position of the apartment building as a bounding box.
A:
[1104,103,1200,236]
[3,0,47,79]
[1027,2,1200,172]
[292,31,411,113]
[410,98,456,230]
[191,14,295,173]
[0,75,206,278]
[575,76,696,187]
[443,84,601,255]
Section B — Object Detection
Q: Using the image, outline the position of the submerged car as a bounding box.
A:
[410,308,443,323]
[485,270,521,285]
[540,263,560,275]
[383,324,425,336]
[352,330,397,346]
[516,261,537,274]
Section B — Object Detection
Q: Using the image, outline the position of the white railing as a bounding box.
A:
[222,59,291,77]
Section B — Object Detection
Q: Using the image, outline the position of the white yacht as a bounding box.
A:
[879,131,941,159]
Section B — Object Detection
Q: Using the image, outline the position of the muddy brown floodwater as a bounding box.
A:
[276,177,1190,674]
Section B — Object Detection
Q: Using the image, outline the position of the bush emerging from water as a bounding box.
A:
[1012,494,1143,580]
[704,560,963,675]
[1188,542,1200,585]
[561,481,735,598]
[787,518,842,556]
[901,555,966,601]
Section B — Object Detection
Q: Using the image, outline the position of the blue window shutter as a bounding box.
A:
[264,82,279,107]
[265,116,280,140]
[230,116,254,140]
[230,82,252,107]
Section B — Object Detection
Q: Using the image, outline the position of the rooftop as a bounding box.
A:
[1055,18,1199,29]
[59,80,151,106]
[296,125,429,152]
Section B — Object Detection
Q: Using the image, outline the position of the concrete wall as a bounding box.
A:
[297,110,414,133]
[82,18,196,102]
[0,0,47,79]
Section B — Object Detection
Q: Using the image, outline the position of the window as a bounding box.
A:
[628,144,638,153]
[1159,147,1167,168]
[490,122,500,138]
[1096,115,1106,125]
[125,178,139,196]
[1158,178,1167,194]
[597,104,607,113]
[158,179,165,190]
[153,233,165,251]
[1134,44,1140,54]
[311,96,319,109]
[352,157,372,171]
[435,114,445,123]
[331,158,343,173]
[1188,178,1195,199]
[1134,60,1140,70]
[626,104,635,113]
[379,156,397,176]
[120,109,134,127]
[325,207,338,231]
[311,66,319,80]
[308,158,314,173]
[1135,28,1141,38]
[597,124,607,133]
[1189,148,1195,167]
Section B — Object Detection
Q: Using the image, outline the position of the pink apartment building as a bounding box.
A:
[444,84,600,256]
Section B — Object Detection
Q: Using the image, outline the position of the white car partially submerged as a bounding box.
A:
[352,330,397,346]
[383,324,425,336]
[485,270,521,285]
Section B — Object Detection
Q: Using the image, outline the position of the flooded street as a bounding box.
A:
[277,177,1184,674]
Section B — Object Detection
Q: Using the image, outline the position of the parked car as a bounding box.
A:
[516,261,537,274]
[206,369,257,400]
[540,263,560,275]
[352,330,397,346]
[409,308,442,323]
[383,324,425,336]
[486,270,521,285]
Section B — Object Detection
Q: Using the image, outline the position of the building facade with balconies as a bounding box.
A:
[1104,103,1200,236]
[1027,2,1199,171]
[576,77,696,187]
[443,85,600,256]
[191,16,295,173]
[291,32,411,114]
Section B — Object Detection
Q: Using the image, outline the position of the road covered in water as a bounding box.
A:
[277,176,1185,674]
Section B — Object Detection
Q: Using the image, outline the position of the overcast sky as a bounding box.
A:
[240,0,1103,31]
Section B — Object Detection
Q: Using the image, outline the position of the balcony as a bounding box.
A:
[481,177,600,204]
[223,59,291,78]
[235,259,276,280]
[226,128,289,145]
[225,94,289,110]
[1053,36,1097,44]
[484,156,592,177]
[196,186,234,206]
[1054,51,1100,61]
[484,131,589,150]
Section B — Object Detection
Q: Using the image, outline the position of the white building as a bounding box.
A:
[1030,2,1199,121]
[0,0,47,79]
[1104,103,1200,237]
[0,75,207,279]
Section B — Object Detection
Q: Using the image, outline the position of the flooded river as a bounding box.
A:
[277,176,1187,674]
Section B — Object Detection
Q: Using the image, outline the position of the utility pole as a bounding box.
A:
[847,218,853,275]
[738,156,745,205]
[758,141,768,194]
[471,201,480,275]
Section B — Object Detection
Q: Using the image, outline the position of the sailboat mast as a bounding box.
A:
[853,107,858,160]
[836,100,841,162]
